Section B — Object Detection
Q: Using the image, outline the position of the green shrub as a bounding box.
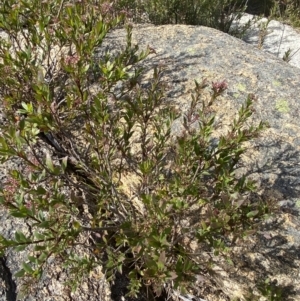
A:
[0,0,272,299]
[113,0,248,32]
[272,0,300,28]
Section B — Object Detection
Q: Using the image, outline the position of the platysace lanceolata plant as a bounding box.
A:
[0,0,272,299]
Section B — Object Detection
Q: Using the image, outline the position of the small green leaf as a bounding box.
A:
[10,211,28,218]
[45,153,54,172]
[61,156,68,171]
[34,245,46,252]
[15,245,27,252]
[33,232,46,240]
[35,186,46,195]
[117,264,122,274]
[83,64,90,73]
[53,166,61,175]
[38,252,48,262]
[14,269,26,277]
[157,260,165,271]
[246,210,259,218]
[28,256,38,264]
[22,262,33,273]
[21,102,28,111]
[15,231,27,243]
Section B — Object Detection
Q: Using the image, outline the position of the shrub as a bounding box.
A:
[113,0,248,32]
[270,0,300,28]
[0,0,272,299]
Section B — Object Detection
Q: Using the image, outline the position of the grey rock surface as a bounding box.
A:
[231,13,300,69]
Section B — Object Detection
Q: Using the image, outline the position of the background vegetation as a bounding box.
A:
[111,0,300,30]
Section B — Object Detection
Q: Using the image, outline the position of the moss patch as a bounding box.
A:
[275,99,290,113]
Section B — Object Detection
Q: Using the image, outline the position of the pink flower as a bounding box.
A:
[64,55,80,66]
[100,2,114,15]
[212,80,228,95]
